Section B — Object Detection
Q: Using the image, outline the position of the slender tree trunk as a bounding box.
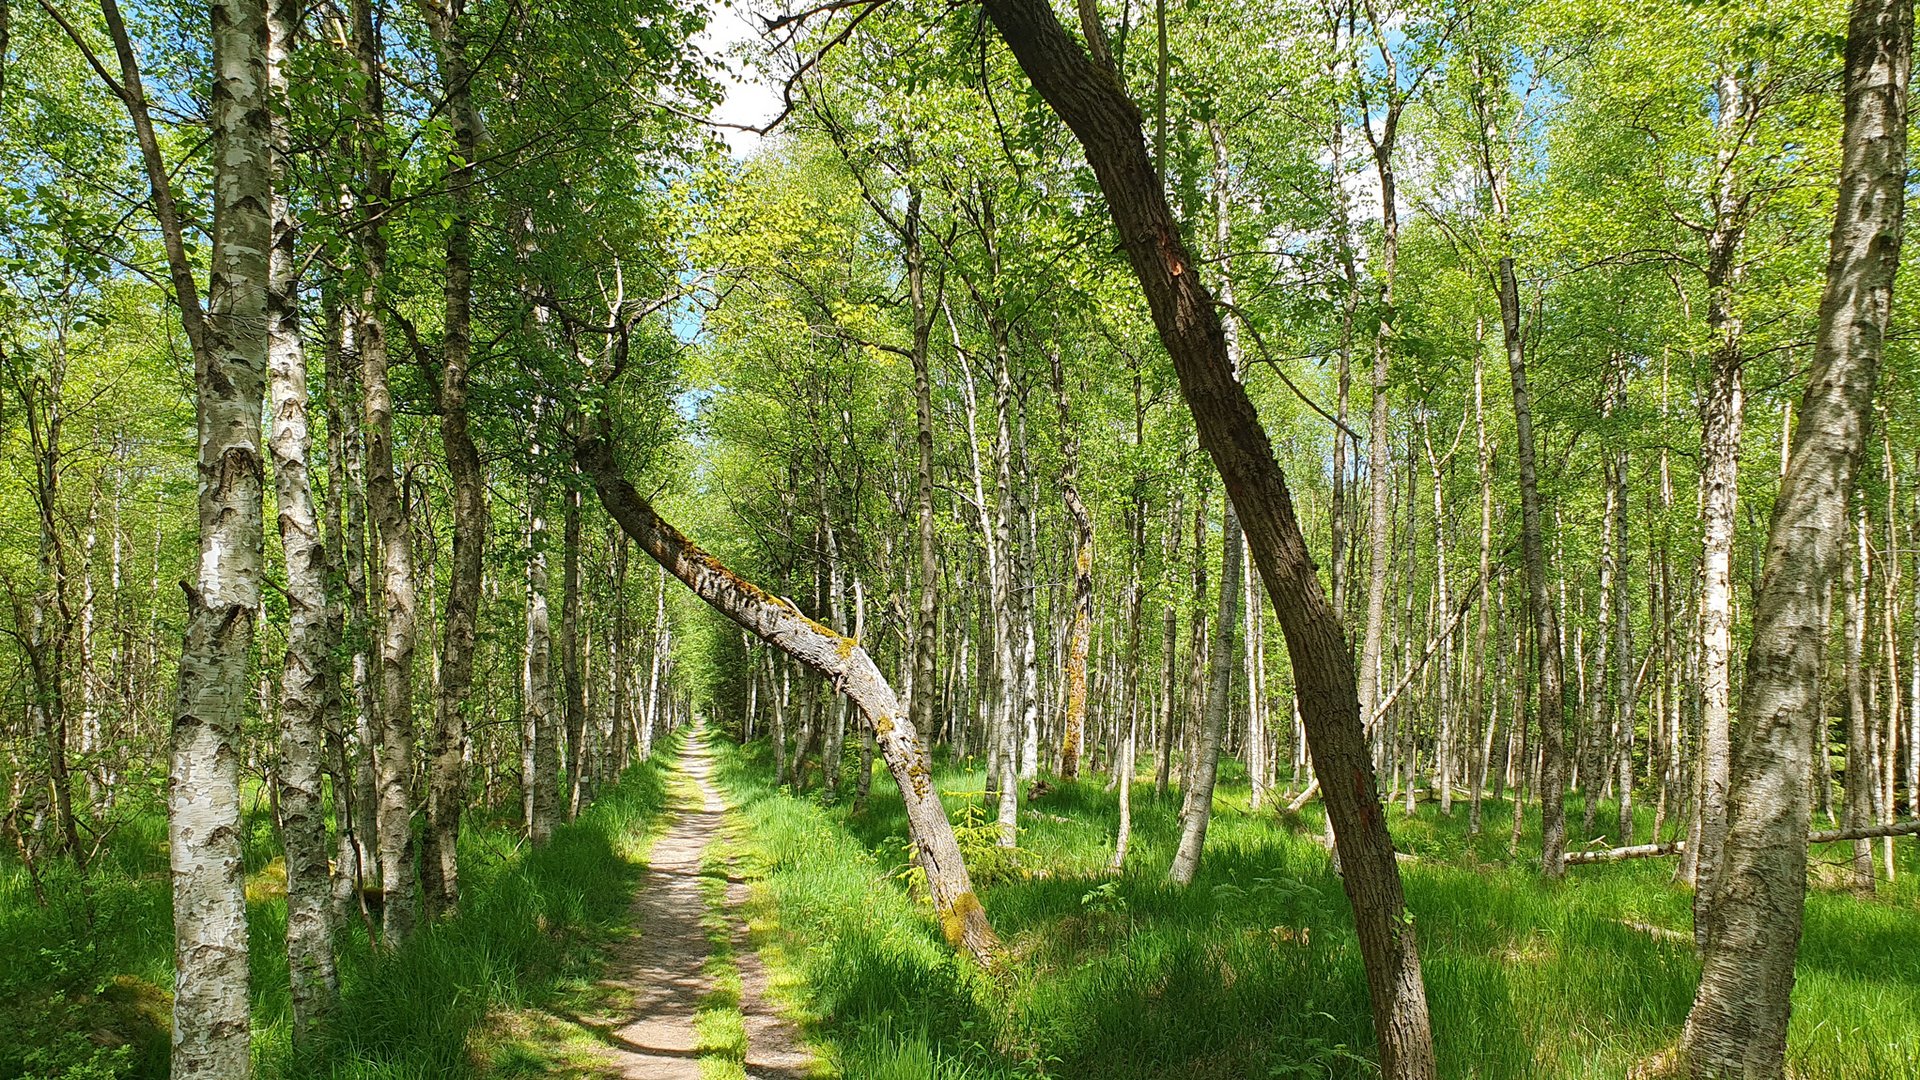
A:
[524,472,557,845]
[1844,504,1877,889]
[1681,2,1909,1069]
[1358,100,1402,765]
[1156,491,1183,795]
[1686,72,1755,902]
[975,7,1434,1074]
[905,195,942,764]
[1053,345,1094,778]
[1613,428,1636,845]
[419,0,485,917]
[1113,497,1143,870]
[563,483,586,816]
[352,0,418,943]
[265,0,337,1037]
[1420,412,1455,816]
[1470,342,1494,835]
[1496,257,1568,879]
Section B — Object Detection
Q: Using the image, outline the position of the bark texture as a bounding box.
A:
[1497,256,1567,879]
[113,0,273,1070]
[420,0,485,917]
[265,0,337,1039]
[1680,0,1909,1073]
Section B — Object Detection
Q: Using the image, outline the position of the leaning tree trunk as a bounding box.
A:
[1680,0,1909,1072]
[978,1,1434,1073]
[265,0,338,1040]
[576,432,999,967]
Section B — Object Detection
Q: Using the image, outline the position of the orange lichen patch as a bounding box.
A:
[939,890,986,948]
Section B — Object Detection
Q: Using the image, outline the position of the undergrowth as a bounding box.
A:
[713,737,1920,1080]
[0,730,679,1080]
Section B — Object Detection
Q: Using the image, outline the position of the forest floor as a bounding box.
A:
[707,737,1920,1080]
[510,733,822,1079]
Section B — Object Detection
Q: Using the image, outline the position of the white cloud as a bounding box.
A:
[694,2,782,156]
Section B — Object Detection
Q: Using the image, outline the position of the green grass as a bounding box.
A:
[712,738,1920,1079]
[0,732,680,1080]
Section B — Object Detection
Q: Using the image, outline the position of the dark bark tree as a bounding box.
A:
[977,2,1435,1073]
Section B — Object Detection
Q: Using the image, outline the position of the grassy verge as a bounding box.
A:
[712,738,1920,1079]
[0,731,680,1080]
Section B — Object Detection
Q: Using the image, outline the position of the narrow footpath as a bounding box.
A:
[592,733,817,1079]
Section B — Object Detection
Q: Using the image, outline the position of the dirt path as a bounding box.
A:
[594,734,817,1079]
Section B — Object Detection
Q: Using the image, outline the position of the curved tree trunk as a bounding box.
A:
[576,432,999,967]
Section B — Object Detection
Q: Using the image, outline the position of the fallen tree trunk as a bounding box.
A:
[1567,820,1920,865]
[1810,819,1920,844]
[1565,841,1687,865]
[573,432,998,967]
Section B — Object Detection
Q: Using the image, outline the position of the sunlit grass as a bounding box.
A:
[712,737,1920,1080]
[0,731,681,1080]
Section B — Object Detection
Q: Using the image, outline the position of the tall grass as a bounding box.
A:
[0,731,678,1080]
[713,739,1920,1079]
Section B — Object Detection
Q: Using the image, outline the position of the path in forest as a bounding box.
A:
[591,732,817,1079]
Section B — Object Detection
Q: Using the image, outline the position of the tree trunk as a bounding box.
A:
[563,482,586,817]
[978,3,1435,1072]
[265,0,338,1039]
[419,0,485,918]
[1685,71,1754,901]
[97,0,273,1068]
[353,0,418,944]
[1053,345,1094,779]
[1680,2,1909,1071]
[906,194,941,764]
[524,471,557,845]
[1497,256,1568,879]
[576,432,999,967]
[1470,341,1494,835]
[1358,97,1401,767]
[1155,491,1183,795]
[1844,505,1877,889]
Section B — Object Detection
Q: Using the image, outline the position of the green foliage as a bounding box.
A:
[0,741,678,1080]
